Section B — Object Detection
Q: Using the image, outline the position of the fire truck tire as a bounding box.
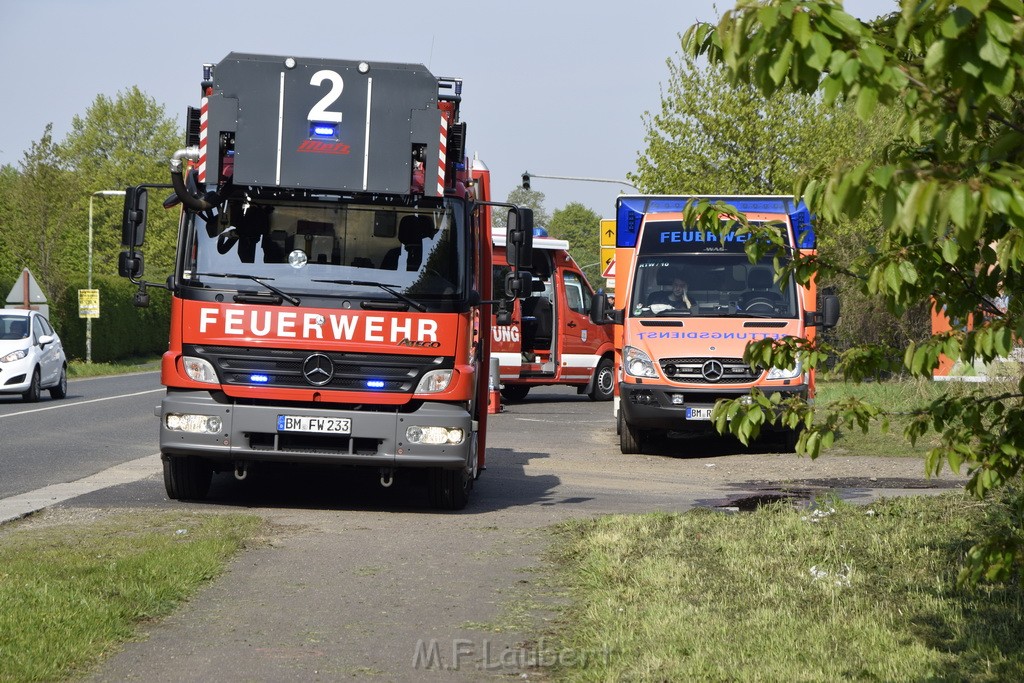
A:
[163,455,213,501]
[501,384,531,402]
[618,412,646,454]
[427,465,472,510]
[589,358,615,401]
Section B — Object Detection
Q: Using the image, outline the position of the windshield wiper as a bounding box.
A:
[196,272,301,306]
[311,278,427,312]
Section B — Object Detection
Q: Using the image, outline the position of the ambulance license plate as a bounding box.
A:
[277,415,351,434]
[685,407,714,421]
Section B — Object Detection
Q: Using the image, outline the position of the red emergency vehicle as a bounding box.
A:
[469,159,614,402]
[117,53,532,509]
[591,195,839,453]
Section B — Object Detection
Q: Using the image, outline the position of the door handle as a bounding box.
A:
[567,320,577,328]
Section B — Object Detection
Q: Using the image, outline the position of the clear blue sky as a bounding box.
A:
[1,0,898,219]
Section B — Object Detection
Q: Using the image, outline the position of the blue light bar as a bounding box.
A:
[366,379,385,389]
[533,226,549,237]
[250,374,270,384]
[309,122,339,139]
[615,195,812,248]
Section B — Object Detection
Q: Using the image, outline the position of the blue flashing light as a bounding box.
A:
[615,195,811,249]
[250,374,270,384]
[309,122,339,139]
[366,379,386,389]
[533,226,549,238]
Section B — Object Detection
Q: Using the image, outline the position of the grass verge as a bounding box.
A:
[543,493,1024,682]
[814,377,1016,458]
[67,356,161,379]
[0,510,266,682]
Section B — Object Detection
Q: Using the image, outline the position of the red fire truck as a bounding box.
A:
[591,195,839,453]
[117,53,533,509]
[469,158,615,402]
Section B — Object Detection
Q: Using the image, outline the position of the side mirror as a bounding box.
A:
[589,289,622,325]
[121,186,149,247]
[821,294,840,329]
[590,288,607,324]
[504,271,530,298]
[506,207,534,270]
[118,250,145,278]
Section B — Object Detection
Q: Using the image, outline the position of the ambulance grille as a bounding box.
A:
[186,345,446,393]
[658,357,759,384]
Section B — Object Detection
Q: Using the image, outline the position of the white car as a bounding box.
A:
[0,309,67,402]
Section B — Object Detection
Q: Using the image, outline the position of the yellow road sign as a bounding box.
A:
[600,218,615,247]
[78,289,100,319]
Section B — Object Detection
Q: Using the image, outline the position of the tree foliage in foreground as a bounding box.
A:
[633,43,927,356]
[684,0,1024,583]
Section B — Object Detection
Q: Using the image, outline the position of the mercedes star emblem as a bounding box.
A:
[701,359,725,382]
[302,353,335,386]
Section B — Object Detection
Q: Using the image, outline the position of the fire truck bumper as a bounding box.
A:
[619,382,808,432]
[157,392,473,469]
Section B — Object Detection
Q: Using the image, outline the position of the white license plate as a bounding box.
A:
[685,407,714,421]
[277,415,351,434]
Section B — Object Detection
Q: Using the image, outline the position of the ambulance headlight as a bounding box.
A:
[415,369,453,394]
[766,361,802,381]
[623,346,658,379]
[182,356,219,384]
[165,413,223,434]
[406,426,465,445]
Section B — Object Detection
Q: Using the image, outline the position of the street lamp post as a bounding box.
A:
[87,190,126,363]
[521,172,638,191]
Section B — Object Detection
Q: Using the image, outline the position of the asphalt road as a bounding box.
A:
[2,379,967,681]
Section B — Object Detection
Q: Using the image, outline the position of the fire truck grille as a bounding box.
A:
[186,345,446,393]
[659,357,760,384]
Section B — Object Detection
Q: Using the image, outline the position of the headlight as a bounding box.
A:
[415,369,453,394]
[766,361,802,380]
[0,349,28,363]
[406,426,465,445]
[623,345,658,379]
[165,413,223,434]
[182,356,219,383]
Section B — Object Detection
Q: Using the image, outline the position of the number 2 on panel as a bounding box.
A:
[308,69,343,123]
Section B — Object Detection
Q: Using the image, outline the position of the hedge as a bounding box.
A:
[55,275,171,362]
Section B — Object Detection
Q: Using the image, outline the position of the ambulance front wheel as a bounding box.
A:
[589,357,614,401]
[618,411,647,454]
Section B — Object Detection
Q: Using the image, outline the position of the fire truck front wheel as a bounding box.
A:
[427,465,472,510]
[163,454,213,501]
[427,435,476,510]
[501,384,531,402]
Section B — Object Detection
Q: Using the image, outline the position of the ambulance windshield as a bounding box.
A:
[184,198,465,306]
[629,254,797,319]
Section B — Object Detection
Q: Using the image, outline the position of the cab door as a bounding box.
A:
[490,258,523,381]
[557,268,602,382]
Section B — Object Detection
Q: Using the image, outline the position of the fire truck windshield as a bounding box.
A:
[183,199,466,308]
[629,254,797,319]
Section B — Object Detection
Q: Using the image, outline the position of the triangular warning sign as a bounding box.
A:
[602,258,616,279]
[5,268,48,305]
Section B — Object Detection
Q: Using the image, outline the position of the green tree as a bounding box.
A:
[59,87,182,282]
[548,202,603,285]
[495,186,550,229]
[684,0,1024,582]
[0,164,20,294]
[635,44,918,355]
[2,125,83,313]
